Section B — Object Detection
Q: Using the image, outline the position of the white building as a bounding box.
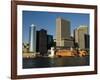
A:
[49,47,55,57]
[29,24,36,52]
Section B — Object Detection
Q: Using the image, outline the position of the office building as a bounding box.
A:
[56,17,74,48]
[36,29,47,55]
[47,35,53,49]
[84,34,89,49]
[36,31,39,52]
[74,25,89,49]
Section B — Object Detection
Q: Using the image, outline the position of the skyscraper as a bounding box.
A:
[36,29,47,55]
[47,35,53,49]
[74,25,89,49]
[36,31,39,52]
[84,34,89,49]
[56,17,74,48]
[29,24,36,52]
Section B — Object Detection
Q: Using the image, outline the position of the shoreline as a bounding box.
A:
[22,55,89,59]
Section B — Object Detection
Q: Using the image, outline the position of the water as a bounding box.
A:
[23,56,89,69]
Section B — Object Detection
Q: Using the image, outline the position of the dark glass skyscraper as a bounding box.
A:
[36,29,47,55]
[47,35,53,49]
[84,34,89,49]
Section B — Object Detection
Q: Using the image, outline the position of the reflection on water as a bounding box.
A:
[23,56,89,69]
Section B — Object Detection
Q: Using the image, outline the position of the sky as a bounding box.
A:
[22,11,89,43]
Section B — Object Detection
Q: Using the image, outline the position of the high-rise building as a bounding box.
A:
[36,31,39,52]
[74,25,89,49]
[84,34,89,49]
[29,24,36,52]
[56,17,74,48]
[36,29,47,55]
[47,35,53,49]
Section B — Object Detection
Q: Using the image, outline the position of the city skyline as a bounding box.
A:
[22,11,89,43]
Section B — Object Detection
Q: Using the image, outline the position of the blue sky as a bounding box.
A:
[22,11,89,43]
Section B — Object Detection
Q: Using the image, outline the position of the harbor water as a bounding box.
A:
[23,56,89,69]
